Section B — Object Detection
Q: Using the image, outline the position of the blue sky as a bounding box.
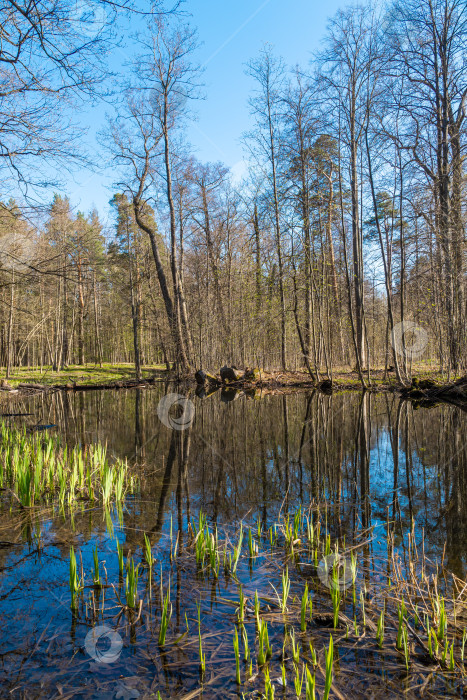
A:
[64,0,345,223]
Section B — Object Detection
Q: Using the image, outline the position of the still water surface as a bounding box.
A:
[0,386,465,698]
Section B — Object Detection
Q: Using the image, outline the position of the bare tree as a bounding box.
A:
[133,16,201,372]
[318,6,380,372]
[246,46,288,370]
[388,0,467,372]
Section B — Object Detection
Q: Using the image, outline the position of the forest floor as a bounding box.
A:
[0,362,464,393]
[240,365,449,389]
[0,363,465,407]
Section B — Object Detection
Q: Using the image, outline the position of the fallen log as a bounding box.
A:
[63,379,155,391]
[17,383,48,390]
[398,375,467,410]
[400,375,467,400]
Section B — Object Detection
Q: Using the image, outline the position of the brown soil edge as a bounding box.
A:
[0,369,466,409]
[190,370,467,410]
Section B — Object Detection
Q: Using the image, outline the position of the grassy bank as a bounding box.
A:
[0,362,170,388]
[0,364,465,404]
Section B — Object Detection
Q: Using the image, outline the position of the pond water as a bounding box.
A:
[0,385,466,698]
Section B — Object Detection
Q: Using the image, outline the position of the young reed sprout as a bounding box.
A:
[323,635,333,700]
[248,527,256,558]
[238,585,245,624]
[331,581,341,629]
[402,625,409,672]
[158,589,172,646]
[301,582,308,632]
[293,506,302,540]
[144,533,153,567]
[92,545,101,587]
[69,546,81,608]
[144,533,153,594]
[291,629,300,665]
[377,610,385,648]
[197,603,205,675]
[281,660,286,688]
[205,528,220,578]
[441,637,449,665]
[233,627,241,684]
[305,665,316,700]
[116,540,124,578]
[264,665,275,699]
[284,515,292,549]
[281,566,290,612]
[254,590,260,626]
[438,597,447,641]
[294,664,304,698]
[431,628,439,657]
[232,524,243,573]
[242,625,250,662]
[306,515,313,548]
[257,619,266,666]
[125,557,139,608]
[257,618,271,666]
[449,641,455,671]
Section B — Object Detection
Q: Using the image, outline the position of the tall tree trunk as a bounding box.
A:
[253,203,262,314]
[162,102,191,372]
[6,270,14,379]
[127,224,141,380]
[350,102,366,370]
[267,93,287,370]
[200,185,228,334]
[77,254,85,366]
[133,200,181,372]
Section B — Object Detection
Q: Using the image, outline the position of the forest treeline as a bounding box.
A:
[0,0,465,385]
